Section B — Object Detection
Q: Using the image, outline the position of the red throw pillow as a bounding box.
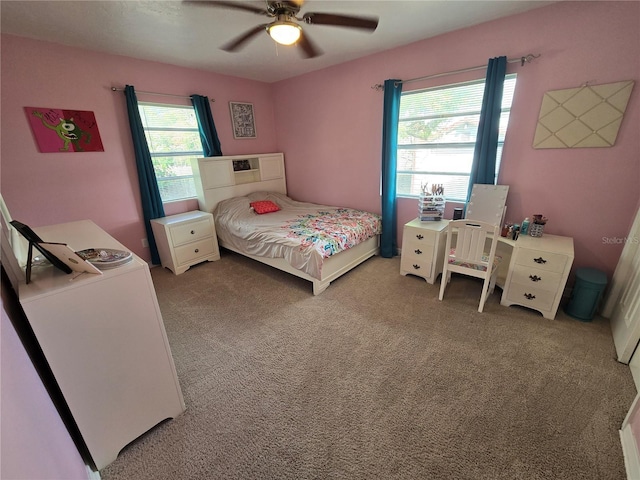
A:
[250,200,280,214]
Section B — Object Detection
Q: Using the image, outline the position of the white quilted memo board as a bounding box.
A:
[533,80,634,148]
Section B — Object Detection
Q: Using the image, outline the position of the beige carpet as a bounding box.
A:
[101,250,636,480]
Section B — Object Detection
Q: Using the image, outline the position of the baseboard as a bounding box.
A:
[86,465,102,480]
[620,426,640,480]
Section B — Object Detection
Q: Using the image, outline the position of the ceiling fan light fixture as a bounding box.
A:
[268,21,301,46]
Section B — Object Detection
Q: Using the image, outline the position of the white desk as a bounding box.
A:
[18,220,185,470]
[401,218,574,319]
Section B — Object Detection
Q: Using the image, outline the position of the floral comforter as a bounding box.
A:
[213,191,381,280]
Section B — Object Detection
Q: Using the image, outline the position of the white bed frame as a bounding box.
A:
[191,153,379,295]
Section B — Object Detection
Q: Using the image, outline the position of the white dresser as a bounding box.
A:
[500,234,574,320]
[400,219,449,284]
[17,220,185,470]
[151,210,219,275]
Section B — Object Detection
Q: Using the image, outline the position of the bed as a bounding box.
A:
[214,191,381,294]
[191,153,380,295]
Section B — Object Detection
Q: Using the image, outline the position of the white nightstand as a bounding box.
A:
[151,211,220,275]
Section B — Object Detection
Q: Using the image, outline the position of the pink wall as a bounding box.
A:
[0,34,278,262]
[272,1,640,280]
[1,2,638,277]
[1,294,89,479]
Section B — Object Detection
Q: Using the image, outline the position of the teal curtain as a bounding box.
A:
[124,85,165,265]
[381,79,403,258]
[191,94,222,156]
[466,56,507,202]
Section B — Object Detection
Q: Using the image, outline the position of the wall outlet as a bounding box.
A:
[142,238,149,248]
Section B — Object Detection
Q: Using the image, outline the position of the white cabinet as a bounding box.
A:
[18,220,185,470]
[191,153,286,214]
[400,218,449,284]
[198,159,234,188]
[259,154,284,180]
[500,234,574,319]
[151,211,219,275]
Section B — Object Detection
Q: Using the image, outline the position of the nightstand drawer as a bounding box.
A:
[505,282,557,311]
[170,220,213,246]
[510,266,562,293]
[515,248,568,274]
[174,238,216,265]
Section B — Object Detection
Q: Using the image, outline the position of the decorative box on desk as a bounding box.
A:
[400,218,450,284]
[418,194,445,221]
[151,211,220,275]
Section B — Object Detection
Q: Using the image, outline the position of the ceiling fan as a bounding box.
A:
[184,1,379,58]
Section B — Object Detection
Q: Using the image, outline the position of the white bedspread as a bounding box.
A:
[214,192,381,280]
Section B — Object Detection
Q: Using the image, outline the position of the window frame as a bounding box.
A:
[138,101,204,203]
[396,74,517,202]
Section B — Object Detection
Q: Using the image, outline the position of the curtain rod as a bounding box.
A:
[371,53,540,91]
[110,86,215,102]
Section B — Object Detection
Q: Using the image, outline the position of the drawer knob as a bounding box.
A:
[416,234,424,240]
[529,275,542,282]
[412,264,421,270]
[194,248,199,253]
[533,257,547,264]
[414,249,422,255]
[190,230,195,235]
[523,293,536,300]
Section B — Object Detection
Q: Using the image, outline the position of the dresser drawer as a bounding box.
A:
[170,220,213,246]
[510,266,563,293]
[505,282,557,311]
[175,238,216,265]
[514,248,568,274]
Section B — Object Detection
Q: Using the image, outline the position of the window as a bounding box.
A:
[138,103,204,202]
[397,74,517,202]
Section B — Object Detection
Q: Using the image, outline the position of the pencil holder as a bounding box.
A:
[529,223,544,237]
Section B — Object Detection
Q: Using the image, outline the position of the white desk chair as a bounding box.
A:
[438,219,502,313]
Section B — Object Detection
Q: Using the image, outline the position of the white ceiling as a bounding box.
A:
[1,0,554,83]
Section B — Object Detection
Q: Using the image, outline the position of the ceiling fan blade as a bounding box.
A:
[221,24,268,52]
[303,12,379,31]
[297,30,322,58]
[183,1,268,15]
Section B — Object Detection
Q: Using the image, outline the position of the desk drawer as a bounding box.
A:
[400,253,432,277]
[170,220,213,246]
[505,282,557,311]
[514,248,567,274]
[175,238,216,265]
[510,266,562,293]
[404,226,436,247]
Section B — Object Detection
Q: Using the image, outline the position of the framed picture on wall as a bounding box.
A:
[229,102,256,139]
[25,107,105,153]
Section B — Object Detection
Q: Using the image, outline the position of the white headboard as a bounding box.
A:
[191,153,287,213]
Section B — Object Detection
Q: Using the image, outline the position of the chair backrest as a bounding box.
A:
[446,219,500,269]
